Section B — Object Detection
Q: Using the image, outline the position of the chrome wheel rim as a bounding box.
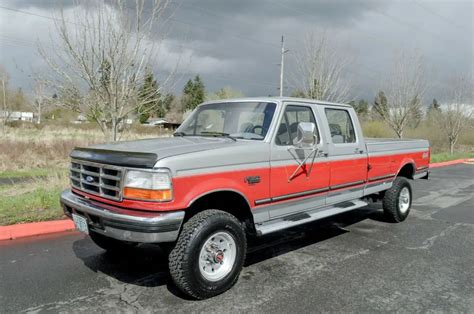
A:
[198,231,236,282]
[399,187,410,214]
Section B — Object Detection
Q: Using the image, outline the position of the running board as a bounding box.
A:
[255,200,368,236]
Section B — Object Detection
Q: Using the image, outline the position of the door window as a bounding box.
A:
[324,108,356,144]
[275,105,317,145]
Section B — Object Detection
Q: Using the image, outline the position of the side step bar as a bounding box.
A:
[255,199,368,236]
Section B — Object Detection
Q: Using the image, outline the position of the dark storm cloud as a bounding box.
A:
[0,0,472,101]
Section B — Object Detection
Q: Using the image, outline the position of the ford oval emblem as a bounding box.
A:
[85,176,95,183]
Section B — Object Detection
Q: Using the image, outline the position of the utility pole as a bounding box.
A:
[279,35,289,97]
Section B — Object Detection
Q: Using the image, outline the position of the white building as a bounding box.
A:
[0,111,34,122]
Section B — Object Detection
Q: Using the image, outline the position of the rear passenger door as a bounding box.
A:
[321,106,367,204]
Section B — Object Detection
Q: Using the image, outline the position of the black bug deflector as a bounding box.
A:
[70,147,158,168]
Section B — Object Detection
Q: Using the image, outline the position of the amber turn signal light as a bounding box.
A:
[123,187,172,202]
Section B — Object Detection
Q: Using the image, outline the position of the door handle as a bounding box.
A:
[355,148,364,154]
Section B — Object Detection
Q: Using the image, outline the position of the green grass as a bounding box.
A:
[430,152,474,163]
[0,185,65,226]
[0,172,68,226]
[0,168,62,179]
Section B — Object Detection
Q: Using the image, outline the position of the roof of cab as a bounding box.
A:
[200,97,352,108]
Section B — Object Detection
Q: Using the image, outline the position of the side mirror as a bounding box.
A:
[295,122,318,148]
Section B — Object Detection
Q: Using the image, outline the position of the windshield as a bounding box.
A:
[176,102,277,140]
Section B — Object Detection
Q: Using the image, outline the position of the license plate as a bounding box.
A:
[72,213,89,234]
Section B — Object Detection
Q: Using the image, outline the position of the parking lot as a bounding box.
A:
[1,164,473,312]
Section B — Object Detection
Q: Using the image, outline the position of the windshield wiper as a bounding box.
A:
[199,131,237,141]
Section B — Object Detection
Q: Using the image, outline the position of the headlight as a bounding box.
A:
[123,169,172,202]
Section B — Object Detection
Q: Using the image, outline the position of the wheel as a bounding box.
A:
[382,177,412,222]
[89,231,136,253]
[168,209,246,299]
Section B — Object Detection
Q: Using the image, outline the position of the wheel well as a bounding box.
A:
[185,191,256,234]
[397,163,415,179]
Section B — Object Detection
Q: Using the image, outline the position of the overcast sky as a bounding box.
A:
[0,0,472,103]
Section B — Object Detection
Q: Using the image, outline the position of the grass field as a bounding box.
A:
[0,174,67,226]
[0,124,161,225]
[0,123,472,226]
[430,152,474,163]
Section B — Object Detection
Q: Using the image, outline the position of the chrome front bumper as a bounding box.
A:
[60,189,184,243]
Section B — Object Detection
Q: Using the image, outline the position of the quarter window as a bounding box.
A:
[324,108,356,144]
[275,105,317,145]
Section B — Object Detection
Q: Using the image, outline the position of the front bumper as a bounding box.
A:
[60,189,184,243]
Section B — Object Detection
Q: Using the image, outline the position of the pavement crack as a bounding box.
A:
[406,223,460,250]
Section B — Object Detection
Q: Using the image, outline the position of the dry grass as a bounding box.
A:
[0,125,162,172]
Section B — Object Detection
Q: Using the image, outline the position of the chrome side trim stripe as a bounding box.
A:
[254,187,329,205]
[272,187,330,202]
[368,174,396,182]
[329,180,365,190]
[254,179,366,205]
[254,198,272,205]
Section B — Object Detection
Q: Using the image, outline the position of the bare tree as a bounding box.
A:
[291,31,354,103]
[38,0,173,141]
[31,79,50,124]
[373,51,426,138]
[436,76,473,154]
[0,65,11,128]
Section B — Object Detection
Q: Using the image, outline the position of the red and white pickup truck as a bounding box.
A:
[60,97,430,299]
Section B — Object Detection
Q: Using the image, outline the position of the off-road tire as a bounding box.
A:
[168,209,246,300]
[383,177,412,222]
[89,231,136,253]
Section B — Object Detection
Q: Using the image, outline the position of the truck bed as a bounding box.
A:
[364,138,430,182]
[365,138,430,154]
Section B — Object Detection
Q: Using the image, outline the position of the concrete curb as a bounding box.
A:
[1,158,472,241]
[0,220,75,241]
[429,158,471,169]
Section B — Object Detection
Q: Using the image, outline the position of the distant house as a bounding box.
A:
[72,114,134,125]
[72,114,88,124]
[143,117,180,130]
[0,111,34,122]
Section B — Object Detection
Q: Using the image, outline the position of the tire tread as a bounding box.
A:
[169,209,246,299]
[383,176,411,223]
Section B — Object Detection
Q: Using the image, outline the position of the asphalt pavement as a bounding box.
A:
[1,164,473,313]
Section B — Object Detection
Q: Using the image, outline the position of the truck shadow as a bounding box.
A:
[71,204,386,299]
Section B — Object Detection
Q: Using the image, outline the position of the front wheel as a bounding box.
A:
[383,177,412,222]
[168,209,246,299]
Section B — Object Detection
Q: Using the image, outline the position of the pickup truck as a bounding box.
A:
[60,97,430,299]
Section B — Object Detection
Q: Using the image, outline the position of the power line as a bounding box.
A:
[411,0,471,32]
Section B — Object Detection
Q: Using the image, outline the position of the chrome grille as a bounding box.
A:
[70,159,123,201]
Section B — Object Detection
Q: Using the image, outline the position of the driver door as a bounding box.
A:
[269,103,330,218]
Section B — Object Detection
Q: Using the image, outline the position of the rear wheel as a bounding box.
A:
[383,177,412,222]
[169,209,246,299]
[89,231,136,253]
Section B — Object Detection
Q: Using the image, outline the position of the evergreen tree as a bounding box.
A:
[137,70,161,123]
[182,75,205,111]
[427,98,442,115]
[349,99,369,118]
[373,91,389,121]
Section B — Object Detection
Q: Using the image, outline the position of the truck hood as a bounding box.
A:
[70,136,243,168]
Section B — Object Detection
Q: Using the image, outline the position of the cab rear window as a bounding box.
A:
[324,108,356,144]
